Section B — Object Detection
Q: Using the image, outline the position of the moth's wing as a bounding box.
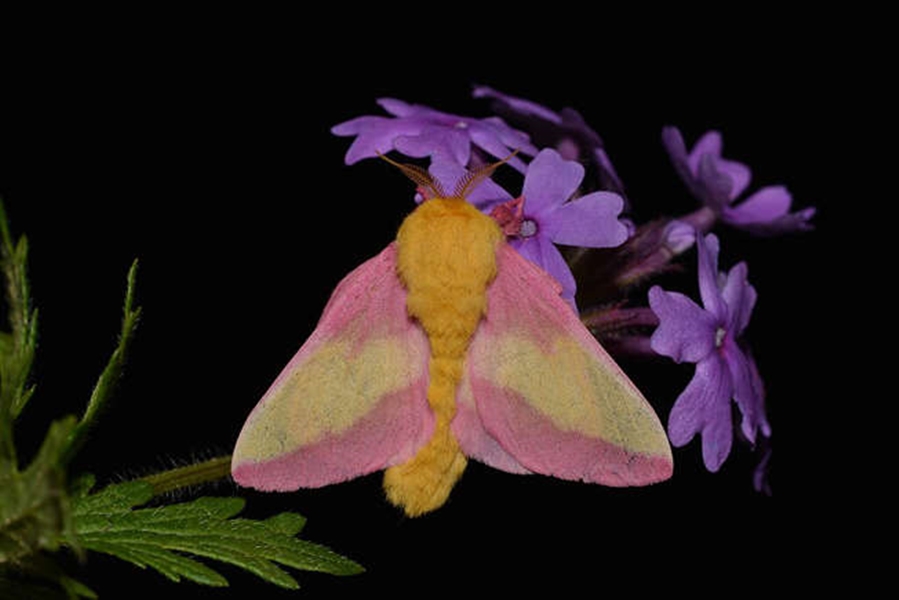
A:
[453,365,530,474]
[232,243,433,490]
[462,244,672,486]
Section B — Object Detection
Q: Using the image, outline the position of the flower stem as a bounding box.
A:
[581,305,659,332]
[140,455,232,497]
[602,334,656,358]
[681,206,716,234]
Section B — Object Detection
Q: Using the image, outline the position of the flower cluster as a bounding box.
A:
[332,87,815,493]
[332,97,627,310]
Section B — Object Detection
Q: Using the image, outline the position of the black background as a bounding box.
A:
[1,16,842,597]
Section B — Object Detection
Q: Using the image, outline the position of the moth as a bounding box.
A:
[232,156,672,516]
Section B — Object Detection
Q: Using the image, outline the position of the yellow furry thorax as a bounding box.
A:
[383,197,504,516]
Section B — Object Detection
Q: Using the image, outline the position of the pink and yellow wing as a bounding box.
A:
[457,244,673,486]
[232,243,433,490]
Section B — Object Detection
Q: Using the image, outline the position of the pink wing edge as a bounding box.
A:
[453,244,673,486]
[232,243,434,491]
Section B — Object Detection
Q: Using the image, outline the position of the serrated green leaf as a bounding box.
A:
[84,538,229,587]
[69,480,152,518]
[71,481,363,590]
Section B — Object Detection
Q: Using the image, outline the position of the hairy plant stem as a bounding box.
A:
[139,455,232,497]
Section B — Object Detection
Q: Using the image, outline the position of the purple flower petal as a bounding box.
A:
[746,352,772,439]
[687,130,723,174]
[330,115,382,137]
[332,116,426,165]
[696,153,734,210]
[750,206,817,235]
[723,185,793,225]
[511,234,577,310]
[668,353,734,472]
[541,191,627,249]
[724,186,817,235]
[521,149,584,215]
[716,157,753,201]
[723,341,759,443]
[696,233,727,323]
[662,126,694,188]
[472,85,564,124]
[426,156,463,190]
[648,286,718,363]
[469,118,535,172]
[376,97,416,117]
[685,130,753,199]
[663,220,696,254]
[394,126,472,166]
[720,261,756,337]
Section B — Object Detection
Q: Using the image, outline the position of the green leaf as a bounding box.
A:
[71,480,364,589]
[0,417,77,566]
[63,260,141,464]
[0,331,12,357]
[56,574,97,599]
[68,474,97,503]
[262,511,307,536]
[0,197,39,464]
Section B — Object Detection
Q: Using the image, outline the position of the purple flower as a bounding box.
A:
[474,85,626,198]
[482,149,629,311]
[331,98,537,172]
[662,126,815,235]
[648,233,771,472]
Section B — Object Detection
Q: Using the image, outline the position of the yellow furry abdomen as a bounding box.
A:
[383,198,503,516]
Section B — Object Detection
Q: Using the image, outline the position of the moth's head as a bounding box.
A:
[377,151,518,203]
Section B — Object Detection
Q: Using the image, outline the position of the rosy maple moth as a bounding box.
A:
[232,158,672,517]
